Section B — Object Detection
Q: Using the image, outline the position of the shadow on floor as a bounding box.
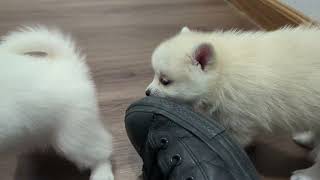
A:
[250,136,313,178]
[13,137,312,180]
[14,150,91,180]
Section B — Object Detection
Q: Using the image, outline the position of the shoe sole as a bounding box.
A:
[126,96,259,180]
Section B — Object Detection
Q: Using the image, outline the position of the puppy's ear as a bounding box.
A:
[180,26,190,33]
[192,43,214,70]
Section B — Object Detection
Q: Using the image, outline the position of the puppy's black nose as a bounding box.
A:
[145,89,151,96]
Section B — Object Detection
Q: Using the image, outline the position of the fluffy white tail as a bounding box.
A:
[0,26,80,60]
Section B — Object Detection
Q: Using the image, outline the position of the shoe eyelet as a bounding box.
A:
[160,137,169,149]
[170,154,182,165]
[185,177,194,180]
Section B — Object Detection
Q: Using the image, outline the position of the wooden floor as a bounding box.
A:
[0,0,312,180]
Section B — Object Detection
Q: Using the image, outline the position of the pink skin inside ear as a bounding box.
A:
[195,44,212,70]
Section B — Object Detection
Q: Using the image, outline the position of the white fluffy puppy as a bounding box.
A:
[0,27,113,180]
[146,26,320,180]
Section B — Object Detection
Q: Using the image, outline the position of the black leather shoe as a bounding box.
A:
[125,96,259,180]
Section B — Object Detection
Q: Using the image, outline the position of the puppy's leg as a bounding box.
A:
[91,161,114,180]
[53,114,113,180]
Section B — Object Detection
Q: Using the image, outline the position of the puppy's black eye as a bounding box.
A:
[160,77,172,86]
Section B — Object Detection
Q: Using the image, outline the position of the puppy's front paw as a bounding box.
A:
[91,170,114,180]
[291,169,314,180]
[293,131,315,148]
[291,174,313,180]
[90,163,114,180]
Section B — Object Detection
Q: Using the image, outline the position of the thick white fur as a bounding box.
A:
[0,26,113,180]
[148,26,320,180]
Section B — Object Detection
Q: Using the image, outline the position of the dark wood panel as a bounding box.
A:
[227,0,315,30]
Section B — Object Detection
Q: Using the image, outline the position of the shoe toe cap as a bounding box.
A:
[125,111,154,154]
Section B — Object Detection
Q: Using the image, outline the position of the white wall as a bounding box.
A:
[280,0,320,22]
